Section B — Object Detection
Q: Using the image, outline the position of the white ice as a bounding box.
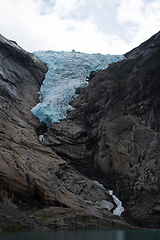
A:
[107,190,124,216]
[31,50,124,127]
[92,180,124,216]
[96,200,114,211]
[39,135,44,143]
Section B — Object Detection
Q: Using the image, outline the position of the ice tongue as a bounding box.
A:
[32,50,124,127]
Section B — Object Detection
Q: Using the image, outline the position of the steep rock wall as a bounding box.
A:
[43,31,160,228]
[0,34,132,231]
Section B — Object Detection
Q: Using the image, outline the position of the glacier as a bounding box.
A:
[31,50,124,127]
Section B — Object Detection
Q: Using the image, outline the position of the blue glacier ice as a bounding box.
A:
[31,50,124,127]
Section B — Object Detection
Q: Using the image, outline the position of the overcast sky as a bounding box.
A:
[0,0,160,54]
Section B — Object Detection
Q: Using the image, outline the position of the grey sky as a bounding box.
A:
[0,0,160,54]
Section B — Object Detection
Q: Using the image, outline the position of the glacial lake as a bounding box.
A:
[1,230,160,240]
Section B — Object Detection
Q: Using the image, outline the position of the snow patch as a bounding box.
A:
[96,200,114,211]
[39,134,44,143]
[107,190,124,216]
[92,180,124,216]
[92,180,106,190]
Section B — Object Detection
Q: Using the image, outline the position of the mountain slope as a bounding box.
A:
[0,34,133,231]
[43,30,160,228]
[1,31,160,230]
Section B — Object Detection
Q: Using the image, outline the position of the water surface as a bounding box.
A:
[1,230,160,240]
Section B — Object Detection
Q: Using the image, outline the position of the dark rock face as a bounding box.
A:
[1,31,160,231]
[43,31,160,229]
[0,34,134,231]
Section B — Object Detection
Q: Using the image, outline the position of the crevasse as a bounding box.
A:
[31,50,124,127]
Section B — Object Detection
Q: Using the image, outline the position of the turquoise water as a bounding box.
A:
[1,230,160,240]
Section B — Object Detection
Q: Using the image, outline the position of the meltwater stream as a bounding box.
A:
[32,50,124,127]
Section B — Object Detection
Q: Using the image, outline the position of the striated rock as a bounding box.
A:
[42,120,90,173]
[34,205,134,230]
[1,30,160,230]
[43,31,160,229]
[0,34,134,231]
[0,202,41,231]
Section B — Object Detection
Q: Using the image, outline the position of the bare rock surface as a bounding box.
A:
[0,34,134,231]
[1,31,160,231]
[43,31,160,229]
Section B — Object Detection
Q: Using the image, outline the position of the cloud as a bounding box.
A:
[0,0,44,49]
[0,0,127,54]
[117,0,160,47]
[0,0,159,55]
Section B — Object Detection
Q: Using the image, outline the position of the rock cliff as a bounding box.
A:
[43,30,160,229]
[1,30,160,231]
[0,34,133,231]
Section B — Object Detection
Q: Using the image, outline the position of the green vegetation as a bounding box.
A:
[0,221,29,232]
